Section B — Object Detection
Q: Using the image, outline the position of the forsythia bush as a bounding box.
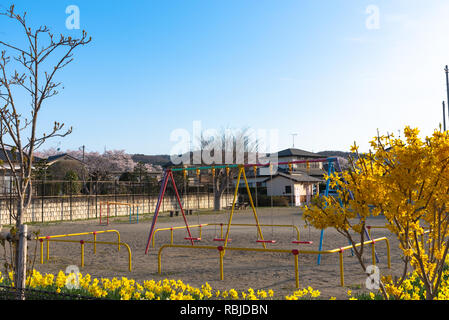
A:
[381,260,449,300]
[304,126,449,300]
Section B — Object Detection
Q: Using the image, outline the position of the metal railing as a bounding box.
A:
[157,237,390,288]
[37,230,121,264]
[41,238,132,271]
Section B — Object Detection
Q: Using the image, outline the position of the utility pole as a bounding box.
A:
[443,101,446,131]
[444,65,449,126]
[82,145,85,162]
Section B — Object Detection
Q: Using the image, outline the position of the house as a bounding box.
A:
[0,150,44,194]
[264,172,321,206]
[45,153,84,166]
[173,147,342,206]
[265,148,326,177]
[0,150,91,195]
[38,153,88,181]
[233,148,327,206]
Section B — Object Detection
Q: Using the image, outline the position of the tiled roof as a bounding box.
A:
[259,172,323,183]
[0,149,43,163]
[272,148,324,158]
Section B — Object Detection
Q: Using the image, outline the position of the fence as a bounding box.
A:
[0,180,234,225]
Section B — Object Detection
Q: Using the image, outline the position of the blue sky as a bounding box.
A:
[1,0,449,155]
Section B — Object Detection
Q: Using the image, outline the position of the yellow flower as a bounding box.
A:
[310,290,320,298]
[229,289,239,299]
[121,293,131,300]
[20,269,285,301]
[257,290,267,299]
[145,291,155,300]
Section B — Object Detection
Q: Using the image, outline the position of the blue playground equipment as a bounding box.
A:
[316,158,379,265]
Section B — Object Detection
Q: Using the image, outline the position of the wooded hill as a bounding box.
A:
[131,150,353,167]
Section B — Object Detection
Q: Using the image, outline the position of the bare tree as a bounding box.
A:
[0,4,90,294]
[198,127,260,211]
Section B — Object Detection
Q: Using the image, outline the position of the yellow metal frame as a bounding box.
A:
[223,165,266,249]
[366,225,429,248]
[157,237,390,288]
[37,230,121,264]
[39,238,132,271]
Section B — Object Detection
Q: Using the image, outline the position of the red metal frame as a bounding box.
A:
[256,240,277,244]
[291,241,313,244]
[145,170,195,254]
[99,202,110,225]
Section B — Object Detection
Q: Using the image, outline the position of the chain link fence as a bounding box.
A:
[0,179,221,225]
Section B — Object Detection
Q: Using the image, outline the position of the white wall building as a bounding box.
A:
[264,172,321,206]
[233,148,327,206]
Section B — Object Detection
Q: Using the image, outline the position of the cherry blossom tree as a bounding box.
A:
[35,148,137,181]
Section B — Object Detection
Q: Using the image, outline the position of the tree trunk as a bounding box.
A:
[214,192,221,211]
[213,172,231,211]
[16,224,27,300]
[214,185,225,211]
[15,199,27,300]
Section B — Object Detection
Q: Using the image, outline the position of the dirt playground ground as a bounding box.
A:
[20,207,403,300]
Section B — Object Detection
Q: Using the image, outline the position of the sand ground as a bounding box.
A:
[17,207,403,300]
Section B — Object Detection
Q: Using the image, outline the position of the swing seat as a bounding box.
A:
[291,241,313,245]
[213,238,231,242]
[256,240,277,244]
[184,237,201,241]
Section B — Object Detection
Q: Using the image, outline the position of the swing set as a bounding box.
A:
[99,201,139,225]
[144,157,378,263]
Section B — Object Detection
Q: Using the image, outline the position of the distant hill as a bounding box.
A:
[132,150,353,167]
[131,154,171,166]
[316,150,354,159]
